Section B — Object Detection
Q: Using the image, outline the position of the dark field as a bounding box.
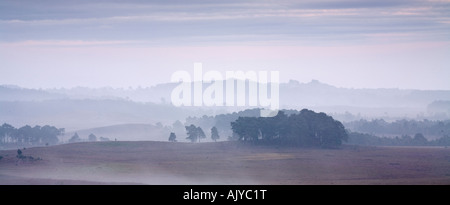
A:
[1,141,450,185]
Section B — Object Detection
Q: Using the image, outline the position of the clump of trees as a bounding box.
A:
[231,109,348,148]
[185,109,270,142]
[170,126,219,142]
[0,123,64,147]
[67,132,107,143]
[185,125,206,143]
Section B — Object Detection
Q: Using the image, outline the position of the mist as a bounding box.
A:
[1,0,450,186]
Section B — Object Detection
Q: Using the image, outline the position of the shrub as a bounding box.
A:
[17,149,23,158]
[15,149,41,162]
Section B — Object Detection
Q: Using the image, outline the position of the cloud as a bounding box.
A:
[292,0,414,9]
[1,0,447,24]
[0,0,448,44]
[0,8,361,26]
[0,40,140,47]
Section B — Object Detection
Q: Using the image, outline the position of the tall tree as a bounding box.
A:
[31,125,42,145]
[1,123,16,144]
[211,127,220,142]
[185,124,198,143]
[197,127,206,142]
[17,125,32,144]
[0,123,15,144]
[185,125,207,143]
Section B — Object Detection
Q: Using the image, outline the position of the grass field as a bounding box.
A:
[1,141,450,185]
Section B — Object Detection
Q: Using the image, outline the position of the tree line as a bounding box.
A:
[230,109,348,148]
[0,123,64,147]
[169,126,220,142]
[184,109,262,141]
[347,132,450,146]
[184,108,302,142]
[345,119,450,137]
[68,132,111,143]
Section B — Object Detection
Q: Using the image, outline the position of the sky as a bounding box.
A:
[0,0,449,90]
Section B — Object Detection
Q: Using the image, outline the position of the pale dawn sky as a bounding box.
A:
[1,0,449,89]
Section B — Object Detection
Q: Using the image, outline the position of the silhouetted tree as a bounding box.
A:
[400,135,413,145]
[40,125,62,145]
[211,127,220,142]
[17,149,22,158]
[231,117,260,141]
[88,133,97,142]
[413,133,427,145]
[185,125,207,143]
[17,125,32,144]
[197,127,206,142]
[185,124,199,143]
[169,132,177,142]
[0,123,15,144]
[68,133,81,143]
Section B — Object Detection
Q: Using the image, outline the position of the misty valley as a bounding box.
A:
[1,81,450,146]
[1,82,450,185]
[2,3,450,203]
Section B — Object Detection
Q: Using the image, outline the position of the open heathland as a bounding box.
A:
[1,141,450,185]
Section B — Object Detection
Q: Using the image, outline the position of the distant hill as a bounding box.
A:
[45,83,177,103]
[4,80,450,108]
[0,99,206,131]
[5,81,450,109]
[428,101,450,115]
[2,80,450,132]
[0,85,66,101]
[281,80,450,108]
